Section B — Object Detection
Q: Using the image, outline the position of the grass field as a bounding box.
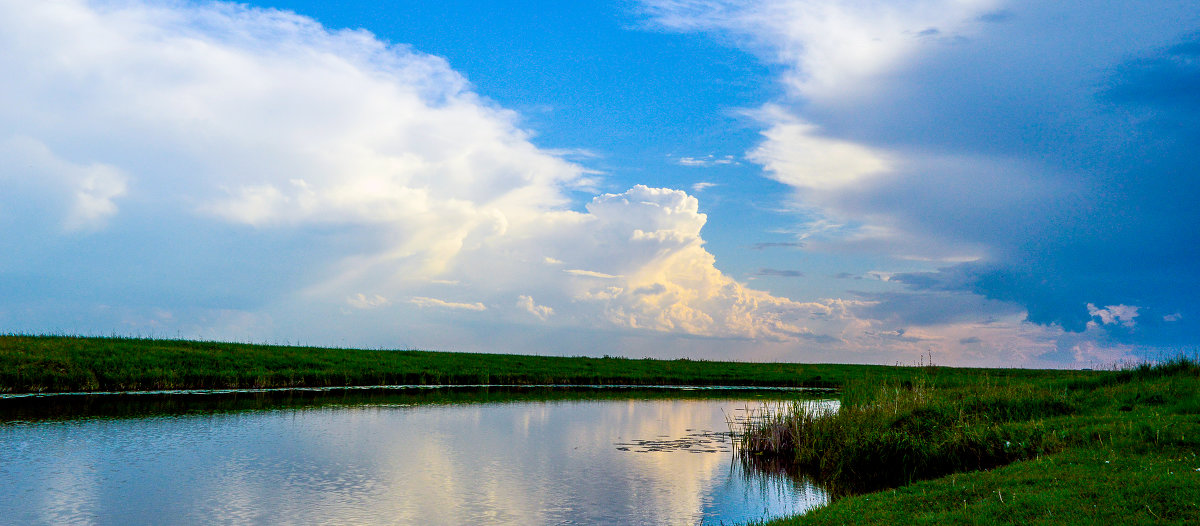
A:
[0,334,1084,393]
[739,357,1200,525]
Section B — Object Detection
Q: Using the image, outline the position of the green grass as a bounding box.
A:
[0,334,1088,394]
[0,334,835,392]
[739,356,1200,525]
[0,334,860,393]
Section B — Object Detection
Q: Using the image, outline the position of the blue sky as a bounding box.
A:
[1,0,1198,366]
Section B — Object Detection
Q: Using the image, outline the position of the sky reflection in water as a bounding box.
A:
[1,395,830,525]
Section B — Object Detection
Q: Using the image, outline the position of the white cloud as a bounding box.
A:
[409,297,488,311]
[548,186,835,341]
[517,295,554,321]
[0,136,128,231]
[748,106,890,191]
[564,269,623,279]
[1087,303,1139,328]
[0,0,848,355]
[690,182,718,192]
[347,294,390,309]
[1,0,585,276]
[676,154,737,167]
[640,0,1001,102]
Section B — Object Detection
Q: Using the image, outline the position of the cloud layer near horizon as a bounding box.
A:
[640,0,1200,360]
[0,0,854,357]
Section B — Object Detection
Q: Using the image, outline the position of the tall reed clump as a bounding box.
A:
[737,375,1075,495]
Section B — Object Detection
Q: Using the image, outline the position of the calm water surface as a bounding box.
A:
[0,390,831,525]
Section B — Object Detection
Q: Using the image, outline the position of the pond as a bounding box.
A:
[0,387,833,525]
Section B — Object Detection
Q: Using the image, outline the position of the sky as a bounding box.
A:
[2,0,1198,367]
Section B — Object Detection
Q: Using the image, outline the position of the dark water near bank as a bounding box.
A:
[0,388,831,525]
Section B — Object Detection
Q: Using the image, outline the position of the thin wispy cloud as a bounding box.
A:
[675,154,739,167]
[347,294,390,309]
[564,269,622,279]
[409,297,488,311]
[755,268,804,277]
[750,242,805,250]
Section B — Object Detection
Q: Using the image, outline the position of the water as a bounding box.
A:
[0,389,831,525]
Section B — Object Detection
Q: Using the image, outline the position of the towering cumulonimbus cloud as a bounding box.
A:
[0,0,841,351]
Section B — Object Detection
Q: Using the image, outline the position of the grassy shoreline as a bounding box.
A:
[740,357,1200,525]
[0,335,1081,394]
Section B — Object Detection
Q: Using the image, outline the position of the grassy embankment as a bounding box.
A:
[0,385,816,423]
[0,335,1095,394]
[0,334,931,393]
[739,357,1200,525]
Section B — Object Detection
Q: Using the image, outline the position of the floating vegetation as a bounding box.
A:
[614,430,734,453]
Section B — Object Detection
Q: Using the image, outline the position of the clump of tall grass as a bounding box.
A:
[1114,354,1200,379]
[736,376,1074,495]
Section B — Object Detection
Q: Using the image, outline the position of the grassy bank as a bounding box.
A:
[1,335,1093,395]
[0,385,813,423]
[741,357,1200,525]
[0,335,1095,394]
[0,335,919,393]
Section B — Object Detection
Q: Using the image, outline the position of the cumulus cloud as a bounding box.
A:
[1087,304,1139,328]
[570,186,832,340]
[347,294,390,309]
[0,0,851,356]
[0,137,128,231]
[439,185,841,342]
[517,295,554,321]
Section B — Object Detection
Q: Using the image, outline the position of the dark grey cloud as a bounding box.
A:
[795,332,841,345]
[1105,36,1200,111]
[796,9,1200,352]
[863,328,930,343]
[639,0,1200,359]
[852,288,1023,327]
